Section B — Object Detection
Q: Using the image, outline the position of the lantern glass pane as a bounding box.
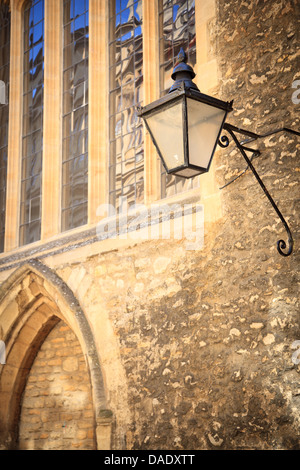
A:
[187,97,226,170]
[145,99,185,171]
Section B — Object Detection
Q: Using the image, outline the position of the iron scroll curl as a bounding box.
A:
[217,123,298,257]
[218,134,230,149]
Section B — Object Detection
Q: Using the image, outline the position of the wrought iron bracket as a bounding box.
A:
[218,123,300,257]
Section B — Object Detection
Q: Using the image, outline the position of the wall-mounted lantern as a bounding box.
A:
[138,49,299,257]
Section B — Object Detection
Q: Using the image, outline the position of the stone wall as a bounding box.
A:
[55,225,299,449]
[19,320,96,450]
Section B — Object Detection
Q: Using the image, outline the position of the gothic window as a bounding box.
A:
[0,3,10,252]
[109,0,144,212]
[158,0,197,198]
[20,0,44,246]
[62,0,89,231]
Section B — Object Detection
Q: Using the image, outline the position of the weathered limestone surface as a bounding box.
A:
[55,227,299,450]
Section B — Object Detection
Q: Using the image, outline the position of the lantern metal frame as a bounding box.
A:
[138,84,233,178]
[138,48,300,257]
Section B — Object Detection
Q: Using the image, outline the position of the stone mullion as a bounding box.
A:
[142,0,160,204]
[41,0,62,240]
[195,0,218,93]
[194,0,222,224]
[88,0,108,224]
[4,0,23,251]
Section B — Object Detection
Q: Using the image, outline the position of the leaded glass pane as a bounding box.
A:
[20,0,44,247]
[158,0,197,198]
[109,0,144,211]
[62,0,89,232]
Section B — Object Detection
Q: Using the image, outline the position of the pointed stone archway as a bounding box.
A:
[0,259,113,450]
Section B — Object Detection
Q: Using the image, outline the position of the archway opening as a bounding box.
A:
[19,319,96,450]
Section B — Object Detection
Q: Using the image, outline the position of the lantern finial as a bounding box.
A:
[176,48,187,64]
[169,49,199,93]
